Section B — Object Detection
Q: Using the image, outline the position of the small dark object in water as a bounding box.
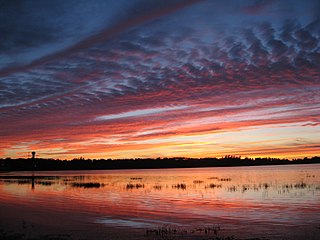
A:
[172,183,186,190]
[71,182,104,188]
[126,183,144,189]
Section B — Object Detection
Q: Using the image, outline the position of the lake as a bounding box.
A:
[0,164,320,239]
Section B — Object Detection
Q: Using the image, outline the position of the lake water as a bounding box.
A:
[0,164,320,239]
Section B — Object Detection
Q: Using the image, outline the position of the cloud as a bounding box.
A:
[95,106,189,121]
[0,0,202,75]
[242,0,275,15]
[0,0,319,159]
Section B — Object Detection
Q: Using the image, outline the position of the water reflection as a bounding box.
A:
[0,165,319,239]
[1,171,320,195]
[1,168,320,196]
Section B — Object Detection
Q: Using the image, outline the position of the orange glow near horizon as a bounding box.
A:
[2,113,319,160]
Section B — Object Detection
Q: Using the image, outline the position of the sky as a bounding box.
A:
[0,0,319,160]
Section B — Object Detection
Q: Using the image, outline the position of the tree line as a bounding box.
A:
[1,155,319,171]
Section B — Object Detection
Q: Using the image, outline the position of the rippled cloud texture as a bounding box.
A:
[1,0,319,159]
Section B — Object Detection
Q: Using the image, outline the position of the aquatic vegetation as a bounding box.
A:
[63,179,72,182]
[153,185,162,190]
[1,179,55,187]
[263,183,270,189]
[18,180,32,185]
[253,185,260,191]
[2,179,32,185]
[206,184,222,189]
[208,177,219,180]
[172,183,187,190]
[193,180,204,184]
[219,178,232,182]
[36,181,53,186]
[130,177,143,180]
[294,182,307,189]
[228,186,237,192]
[71,176,85,180]
[71,182,104,188]
[126,183,145,189]
[242,185,249,193]
[306,174,316,178]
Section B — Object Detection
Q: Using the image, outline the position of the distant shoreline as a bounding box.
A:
[1,156,319,172]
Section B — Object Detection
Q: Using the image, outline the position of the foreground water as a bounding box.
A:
[0,164,320,239]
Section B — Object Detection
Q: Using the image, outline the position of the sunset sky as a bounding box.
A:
[0,0,319,159]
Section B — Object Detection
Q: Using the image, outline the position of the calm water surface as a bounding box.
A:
[0,164,320,239]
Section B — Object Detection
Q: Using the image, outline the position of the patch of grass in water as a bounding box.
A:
[126,183,145,189]
[193,180,204,184]
[130,177,143,180]
[205,184,222,189]
[172,183,187,190]
[71,182,104,188]
[153,185,162,190]
[218,178,231,182]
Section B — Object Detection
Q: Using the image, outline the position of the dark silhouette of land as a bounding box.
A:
[0,155,319,171]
